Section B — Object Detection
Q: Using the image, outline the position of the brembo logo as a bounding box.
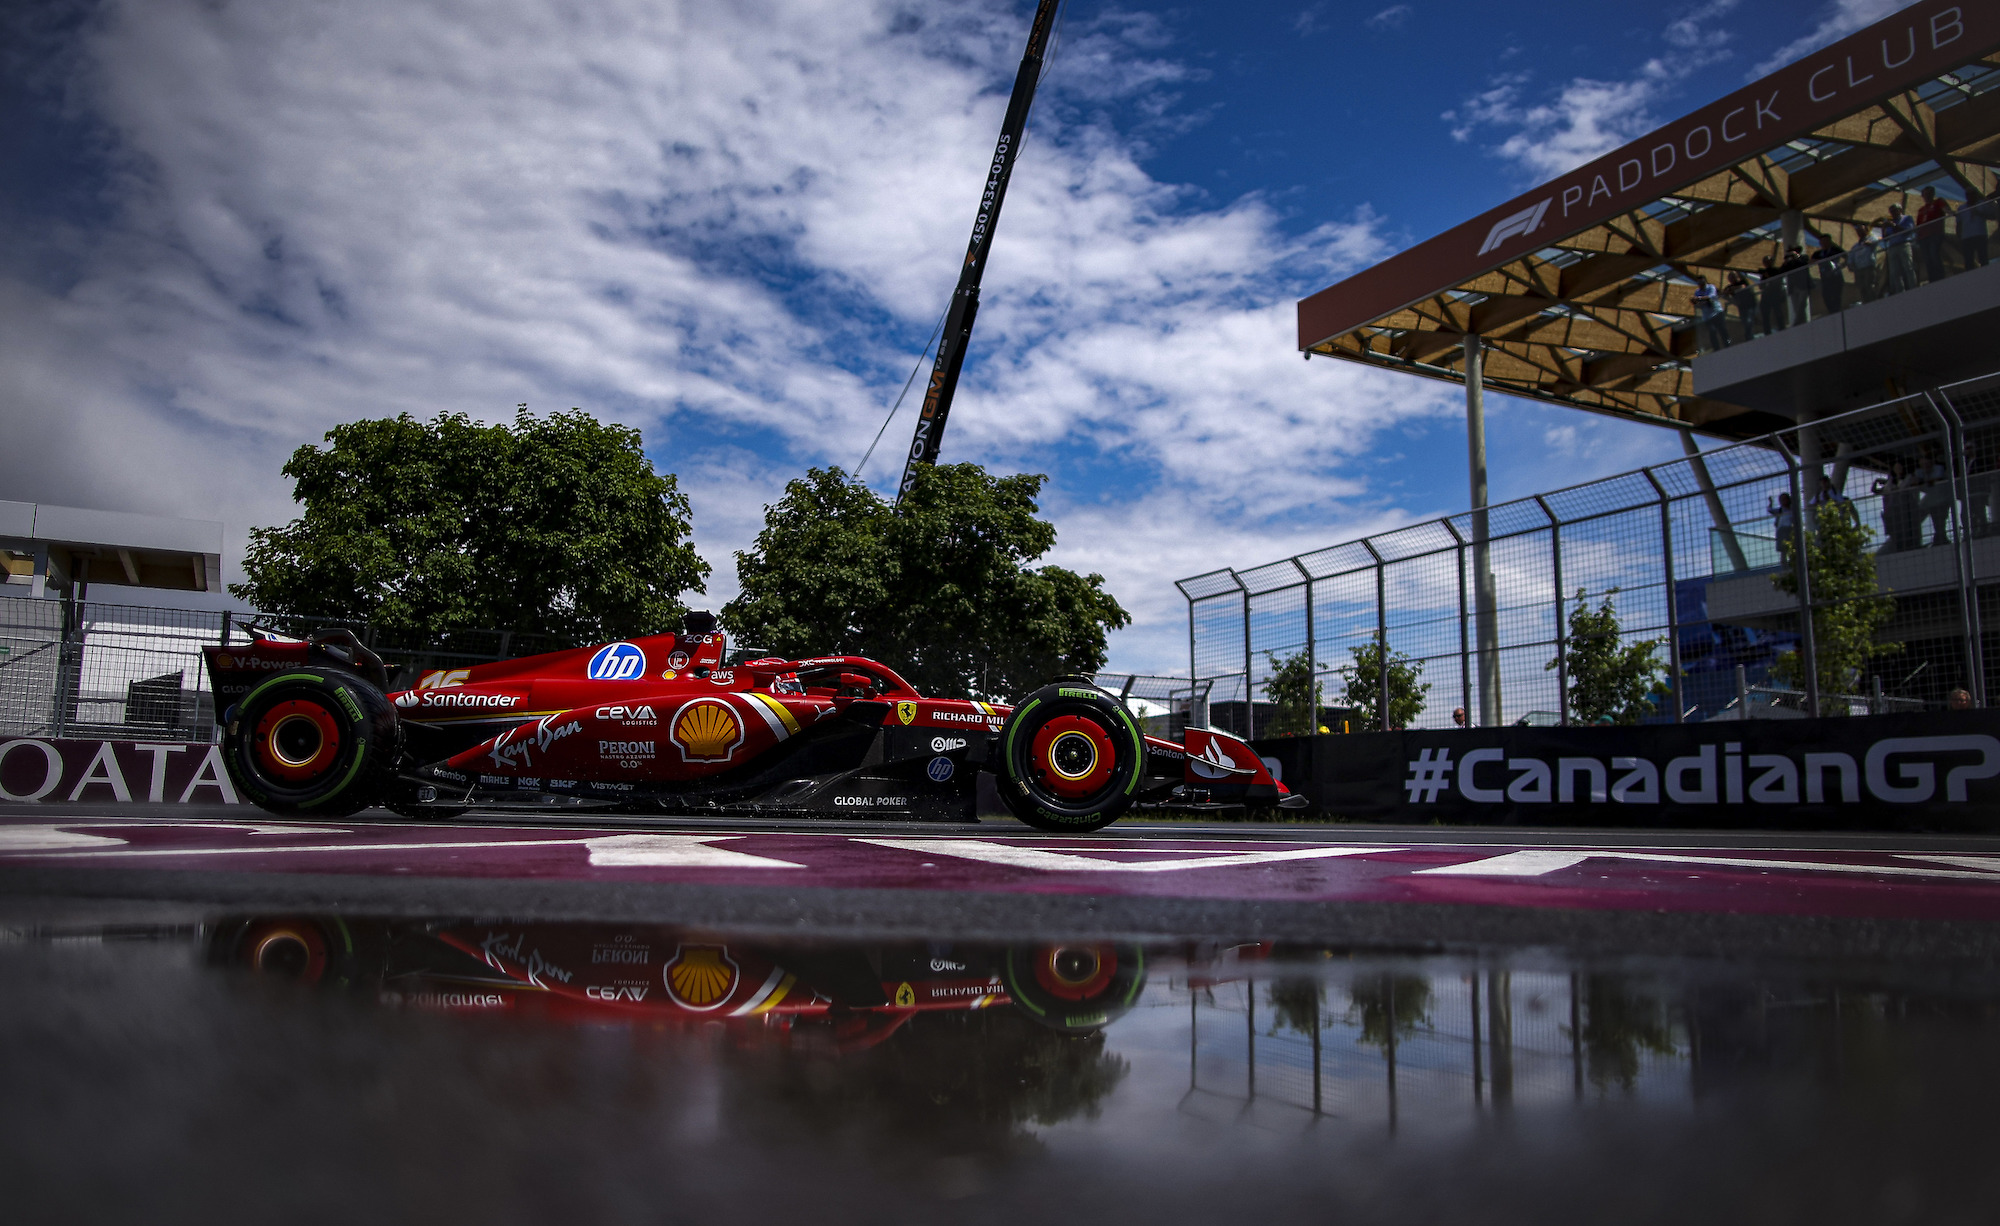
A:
[1477,198,1551,256]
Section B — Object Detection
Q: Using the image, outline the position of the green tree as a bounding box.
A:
[1548,588,1669,724]
[722,463,1129,700]
[1262,650,1323,737]
[1267,978,1325,1036]
[1772,499,1898,712]
[232,408,709,642]
[1336,640,1429,730]
[1345,974,1434,1051]
[1576,975,1678,1092]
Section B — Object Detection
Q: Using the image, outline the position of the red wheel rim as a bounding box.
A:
[253,699,342,781]
[242,921,328,983]
[1029,714,1115,798]
[1033,944,1116,1000]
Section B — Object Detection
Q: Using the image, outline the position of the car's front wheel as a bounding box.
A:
[995,681,1144,832]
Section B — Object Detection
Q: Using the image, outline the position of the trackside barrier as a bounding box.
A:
[1252,710,2000,829]
[0,738,241,805]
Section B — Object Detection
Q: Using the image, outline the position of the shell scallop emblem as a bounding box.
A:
[670,698,744,762]
[664,945,739,1010]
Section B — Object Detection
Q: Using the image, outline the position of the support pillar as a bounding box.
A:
[1467,335,1501,726]
[1682,429,1749,573]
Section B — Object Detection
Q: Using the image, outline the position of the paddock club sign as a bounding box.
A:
[1253,712,2000,829]
[1296,0,2000,350]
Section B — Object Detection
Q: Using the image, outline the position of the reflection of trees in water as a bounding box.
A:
[1577,975,1677,1091]
[1345,975,1434,1050]
[1267,978,1324,1036]
[732,1010,1129,1149]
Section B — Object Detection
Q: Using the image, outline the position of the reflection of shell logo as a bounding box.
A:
[664,945,738,1010]
[671,699,743,762]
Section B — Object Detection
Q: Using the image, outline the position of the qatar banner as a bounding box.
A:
[0,738,239,805]
[1254,711,2000,830]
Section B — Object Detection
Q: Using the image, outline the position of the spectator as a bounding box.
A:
[1758,253,1786,333]
[1781,244,1813,325]
[1884,204,1918,294]
[1969,436,1999,538]
[1874,458,1914,552]
[1810,228,1846,315]
[1948,688,1973,711]
[1725,269,1758,340]
[1962,190,1992,270]
[1846,220,1879,301]
[1915,185,1950,282]
[1918,443,1952,546]
[1692,275,1727,350]
[1452,706,1467,728]
[1768,490,1796,550]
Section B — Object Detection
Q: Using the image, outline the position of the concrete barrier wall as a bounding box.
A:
[0,738,239,805]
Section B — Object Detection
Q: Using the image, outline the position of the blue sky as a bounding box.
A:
[0,0,1913,672]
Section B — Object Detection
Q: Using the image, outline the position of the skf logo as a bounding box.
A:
[663,945,738,1010]
[897,701,918,726]
[670,698,744,762]
[1476,197,1551,256]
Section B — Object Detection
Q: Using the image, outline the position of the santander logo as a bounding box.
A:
[1190,736,1255,780]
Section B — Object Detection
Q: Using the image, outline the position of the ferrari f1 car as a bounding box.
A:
[202,612,1305,830]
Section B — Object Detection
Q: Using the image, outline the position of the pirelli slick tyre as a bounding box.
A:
[996,682,1144,833]
[1003,943,1146,1033]
[222,670,399,817]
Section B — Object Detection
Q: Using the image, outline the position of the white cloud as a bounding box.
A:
[0,0,1462,675]
[1753,0,1922,75]
[1366,6,1414,32]
[1444,0,1739,183]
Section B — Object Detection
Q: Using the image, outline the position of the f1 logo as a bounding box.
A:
[1477,197,1551,256]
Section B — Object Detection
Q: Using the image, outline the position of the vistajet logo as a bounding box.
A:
[1477,198,1551,256]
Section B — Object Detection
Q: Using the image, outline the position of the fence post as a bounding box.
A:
[1643,468,1684,723]
[1776,436,1821,716]
[1363,539,1388,731]
[1927,389,1985,706]
[1446,519,1471,723]
[1293,558,1315,732]
[1537,496,1566,725]
[1241,585,1255,740]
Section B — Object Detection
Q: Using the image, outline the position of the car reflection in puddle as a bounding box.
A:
[9,915,2000,1221]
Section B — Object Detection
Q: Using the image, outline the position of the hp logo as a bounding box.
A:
[926,756,955,783]
[586,642,648,681]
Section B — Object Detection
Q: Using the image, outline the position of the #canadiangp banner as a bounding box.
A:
[1255,712,2000,828]
[0,739,239,805]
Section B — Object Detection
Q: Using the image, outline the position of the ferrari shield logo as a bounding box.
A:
[897,701,917,726]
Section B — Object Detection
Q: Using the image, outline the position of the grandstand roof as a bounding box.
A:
[1296,0,2000,440]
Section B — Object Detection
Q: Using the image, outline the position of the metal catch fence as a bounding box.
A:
[0,598,584,744]
[1181,370,2000,734]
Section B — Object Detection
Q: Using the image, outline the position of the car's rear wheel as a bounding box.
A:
[1002,942,1146,1032]
[996,682,1143,832]
[222,670,398,816]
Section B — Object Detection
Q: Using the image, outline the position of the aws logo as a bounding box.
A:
[670,698,744,762]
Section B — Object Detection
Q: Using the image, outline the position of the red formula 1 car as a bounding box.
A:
[203,612,1304,831]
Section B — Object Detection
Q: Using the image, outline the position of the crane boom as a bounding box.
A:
[895,0,1063,504]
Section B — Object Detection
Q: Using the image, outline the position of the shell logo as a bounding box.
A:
[670,698,744,762]
[664,945,738,1010]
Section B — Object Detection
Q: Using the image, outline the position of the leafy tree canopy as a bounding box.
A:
[721,463,1129,700]
[1337,641,1429,730]
[1263,650,1325,737]
[1549,589,1669,725]
[232,408,709,642]
[1772,499,1898,711]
